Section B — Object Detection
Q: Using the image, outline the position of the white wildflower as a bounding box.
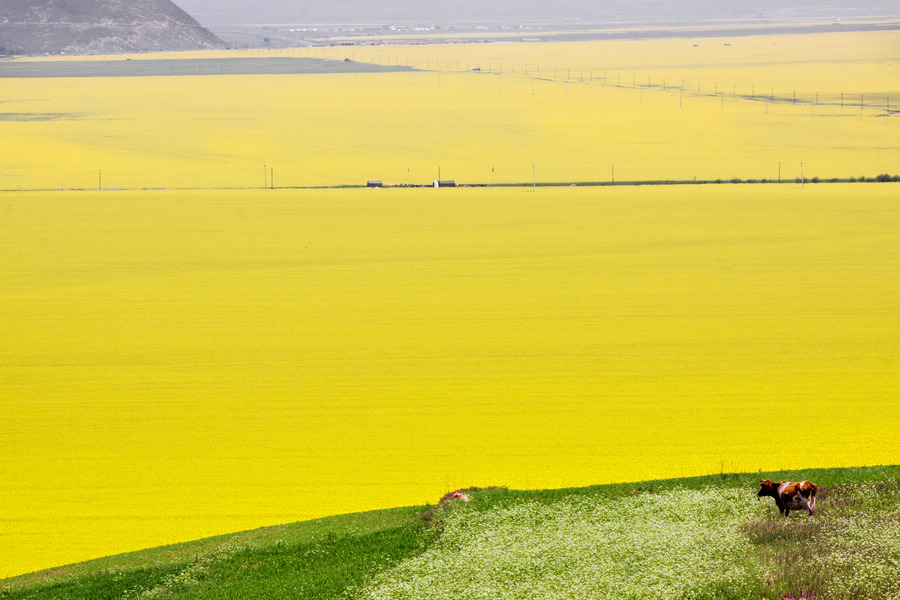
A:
[357,487,765,599]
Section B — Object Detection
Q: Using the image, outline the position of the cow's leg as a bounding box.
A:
[802,496,815,516]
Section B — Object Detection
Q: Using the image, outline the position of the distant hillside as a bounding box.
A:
[0,0,226,56]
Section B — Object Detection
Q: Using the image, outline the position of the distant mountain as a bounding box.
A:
[0,0,226,55]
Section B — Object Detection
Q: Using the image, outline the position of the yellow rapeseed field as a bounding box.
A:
[1,30,899,577]
[3,185,898,578]
[2,31,898,190]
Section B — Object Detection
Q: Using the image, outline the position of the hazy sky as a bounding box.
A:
[175,1,900,27]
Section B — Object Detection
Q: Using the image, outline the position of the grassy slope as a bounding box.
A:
[3,465,899,600]
[0,505,432,600]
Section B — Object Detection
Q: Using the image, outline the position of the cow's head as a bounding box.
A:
[758,479,778,499]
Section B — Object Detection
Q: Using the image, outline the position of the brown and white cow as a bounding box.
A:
[757,479,818,516]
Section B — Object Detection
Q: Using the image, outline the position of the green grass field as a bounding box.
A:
[3,466,899,599]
